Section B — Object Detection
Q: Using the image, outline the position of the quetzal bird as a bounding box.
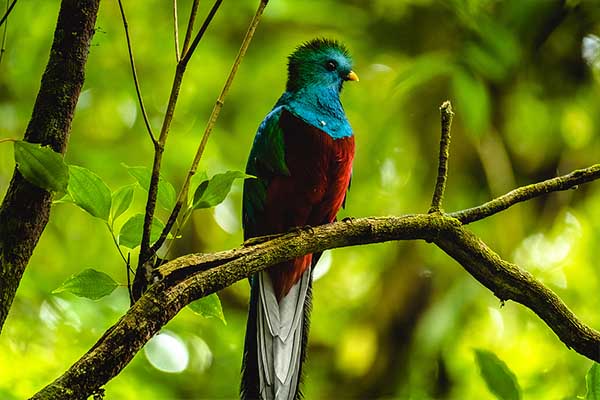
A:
[241,38,358,400]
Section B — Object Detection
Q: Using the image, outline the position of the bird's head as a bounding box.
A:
[286,38,359,93]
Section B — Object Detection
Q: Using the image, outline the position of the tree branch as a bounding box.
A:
[135,0,223,298]
[180,0,199,57]
[117,0,157,146]
[429,100,453,213]
[434,227,600,361]
[449,164,600,224]
[0,0,11,65]
[0,0,16,29]
[180,0,223,65]
[173,0,180,62]
[0,0,100,332]
[31,215,448,399]
[151,0,269,254]
[31,176,600,397]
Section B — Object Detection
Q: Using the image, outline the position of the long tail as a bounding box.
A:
[241,266,313,400]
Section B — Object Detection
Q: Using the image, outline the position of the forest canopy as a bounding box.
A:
[1,0,600,399]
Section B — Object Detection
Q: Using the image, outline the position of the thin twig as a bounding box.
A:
[181,0,199,56]
[0,0,15,29]
[126,253,133,305]
[136,0,224,293]
[151,0,268,253]
[0,137,17,144]
[117,0,157,146]
[107,223,128,264]
[450,164,600,224]
[0,0,11,65]
[429,100,453,213]
[162,207,189,261]
[181,0,222,64]
[173,0,180,62]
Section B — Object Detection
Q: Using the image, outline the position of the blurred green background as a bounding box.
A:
[1,0,600,398]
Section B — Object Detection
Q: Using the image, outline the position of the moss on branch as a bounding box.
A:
[32,200,600,398]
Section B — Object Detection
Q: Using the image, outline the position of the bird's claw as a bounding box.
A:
[342,216,355,223]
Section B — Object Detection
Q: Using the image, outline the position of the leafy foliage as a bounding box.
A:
[587,363,600,400]
[67,165,112,220]
[125,164,176,211]
[475,349,521,400]
[188,294,227,325]
[118,213,165,249]
[111,184,135,223]
[52,268,119,300]
[192,170,252,210]
[13,141,69,193]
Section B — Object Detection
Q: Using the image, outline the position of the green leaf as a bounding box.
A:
[474,349,521,400]
[67,165,112,220]
[192,170,252,210]
[118,213,165,249]
[111,184,135,222]
[52,268,118,300]
[124,164,176,211]
[188,293,226,324]
[189,170,209,206]
[13,140,69,193]
[586,363,600,400]
[53,192,73,204]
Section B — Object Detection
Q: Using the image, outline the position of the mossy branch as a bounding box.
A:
[32,157,600,398]
[429,100,453,213]
[450,164,600,224]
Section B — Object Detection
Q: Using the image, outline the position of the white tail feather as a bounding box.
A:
[257,268,310,400]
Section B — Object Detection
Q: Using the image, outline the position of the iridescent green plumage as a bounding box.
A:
[241,38,358,400]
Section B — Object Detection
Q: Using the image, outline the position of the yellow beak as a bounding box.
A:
[346,70,359,82]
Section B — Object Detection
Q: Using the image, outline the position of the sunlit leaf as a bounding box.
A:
[52,268,118,300]
[118,213,165,249]
[188,293,226,324]
[192,170,252,210]
[111,184,135,222]
[189,171,209,206]
[13,140,69,193]
[586,363,600,400]
[124,164,176,211]
[67,165,112,220]
[53,192,73,204]
[475,349,521,400]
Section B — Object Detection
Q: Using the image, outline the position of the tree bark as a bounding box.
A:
[32,210,600,399]
[0,0,100,331]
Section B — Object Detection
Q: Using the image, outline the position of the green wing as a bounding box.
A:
[243,106,289,238]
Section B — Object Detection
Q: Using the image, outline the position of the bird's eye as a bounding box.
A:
[325,60,337,71]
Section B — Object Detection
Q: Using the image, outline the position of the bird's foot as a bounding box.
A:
[342,216,355,223]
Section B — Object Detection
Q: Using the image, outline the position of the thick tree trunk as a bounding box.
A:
[0,0,100,331]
